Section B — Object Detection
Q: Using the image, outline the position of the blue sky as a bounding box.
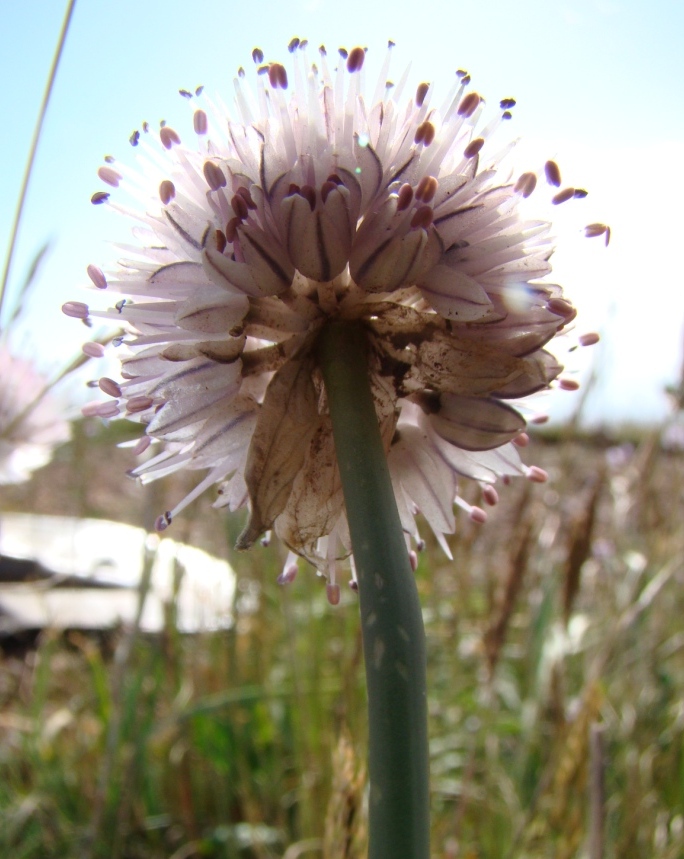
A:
[1,0,683,426]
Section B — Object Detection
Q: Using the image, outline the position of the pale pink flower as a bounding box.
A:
[0,345,70,484]
[67,42,591,585]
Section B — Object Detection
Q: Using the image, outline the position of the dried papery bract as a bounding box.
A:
[66,40,601,587]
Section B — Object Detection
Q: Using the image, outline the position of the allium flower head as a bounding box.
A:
[0,345,70,484]
[69,41,594,583]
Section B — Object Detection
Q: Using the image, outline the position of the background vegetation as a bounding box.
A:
[1,420,683,859]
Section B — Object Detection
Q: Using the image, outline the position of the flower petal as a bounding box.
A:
[492,350,562,397]
[175,290,249,334]
[428,394,525,451]
[419,263,495,322]
[280,190,352,282]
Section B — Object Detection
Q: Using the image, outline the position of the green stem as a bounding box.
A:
[0,0,77,323]
[317,320,430,859]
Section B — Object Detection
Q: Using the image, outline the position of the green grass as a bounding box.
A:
[1,426,684,858]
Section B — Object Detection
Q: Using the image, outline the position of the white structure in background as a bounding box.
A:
[0,514,235,634]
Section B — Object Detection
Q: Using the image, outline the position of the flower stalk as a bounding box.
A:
[317,320,430,859]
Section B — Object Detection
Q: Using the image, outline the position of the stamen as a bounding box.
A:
[415,176,438,203]
[231,193,249,219]
[204,161,226,191]
[346,46,366,73]
[97,166,122,187]
[82,400,120,418]
[469,506,487,524]
[160,127,181,149]
[514,172,537,198]
[326,582,341,605]
[155,511,172,532]
[193,109,208,135]
[544,159,561,187]
[415,82,430,107]
[482,484,499,506]
[99,377,122,397]
[62,301,89,319]
[410,205,433,229]
[299,184,317,209]
[235,186,257,209]
[225,217,241,243]
[414,120,436,146]
[397,183,414,211]
[268,63,288,89]
[278,552,299,583]
[552,187,575,205]
[463,137,485,158]
[159,180,176,204]
[320,181,338,203]
[457,92,481,117]
[584,223,611,245]
[547,297,575,317]
[91,191,110,205]
[252,47,264,63]
[127,395,154,413]
[525,465,548,483]
[133,436,152,456]
[87,264,107,289]
[499,97,516,109]
[579,332,600,347]
[82,342,105,359]
[559,378,580,391]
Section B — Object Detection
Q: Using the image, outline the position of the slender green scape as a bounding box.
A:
[317,320,430,859]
